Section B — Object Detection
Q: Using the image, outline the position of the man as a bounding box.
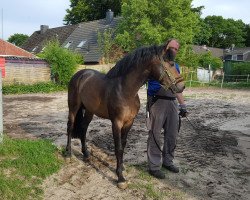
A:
[147,39,187,179]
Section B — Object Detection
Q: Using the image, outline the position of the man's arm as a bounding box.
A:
[176,92,188,117]
[176,92,185,105]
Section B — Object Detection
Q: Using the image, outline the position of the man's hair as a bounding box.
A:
[166,38,180,47]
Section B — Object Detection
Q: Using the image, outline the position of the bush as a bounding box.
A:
[231,62,250,75]
[3,82,67,94]
[39,40,83,86]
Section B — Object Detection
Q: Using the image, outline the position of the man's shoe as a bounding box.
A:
[149,170,165,179]
[162,164,179,173]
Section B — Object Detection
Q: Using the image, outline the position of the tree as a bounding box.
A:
[97,28,115,64]
[244,24,250,47]
[39,40,83,85]
[198,51,223,70]
[115,0,200,65]
[64,0,122,25]
[7,33,29,47]
[203,16,246,48]
[193,18,212,45]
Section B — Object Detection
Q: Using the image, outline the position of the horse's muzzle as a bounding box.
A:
[170,82,185,93]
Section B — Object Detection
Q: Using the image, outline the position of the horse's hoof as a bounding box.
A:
[117,181,128,190]
[65,156,71,163]
[83,150,90,158]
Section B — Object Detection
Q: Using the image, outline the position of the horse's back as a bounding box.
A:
[69,69,110,117]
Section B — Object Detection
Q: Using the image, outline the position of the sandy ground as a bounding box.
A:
[3,87,250,200]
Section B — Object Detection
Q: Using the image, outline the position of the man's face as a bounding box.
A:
[167,40,180,57]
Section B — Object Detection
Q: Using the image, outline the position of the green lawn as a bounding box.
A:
[0,136,63,200]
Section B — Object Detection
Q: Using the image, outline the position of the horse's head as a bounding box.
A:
[150,45,185,93]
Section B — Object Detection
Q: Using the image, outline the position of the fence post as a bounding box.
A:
[220,72,224,89]
[247,74,249,83]
[0,69,3,143]
[189,71,193,87]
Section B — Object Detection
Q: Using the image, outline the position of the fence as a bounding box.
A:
[186,70,250,88]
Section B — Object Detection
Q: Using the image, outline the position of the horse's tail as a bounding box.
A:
[72,106,84,139]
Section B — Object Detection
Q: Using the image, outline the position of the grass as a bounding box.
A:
[3,82,67,95]
[2,80,249,95]
[186,80,250,89]
[128,164,185,200]
[0,136,63,200]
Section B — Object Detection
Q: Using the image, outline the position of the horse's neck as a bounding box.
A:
[121,65,149,97]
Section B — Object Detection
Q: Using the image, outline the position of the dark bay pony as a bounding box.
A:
[66,42,185,189]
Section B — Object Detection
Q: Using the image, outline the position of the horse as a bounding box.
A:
[66,42,185,189]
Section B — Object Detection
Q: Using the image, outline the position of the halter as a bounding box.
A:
[158,56,183,92]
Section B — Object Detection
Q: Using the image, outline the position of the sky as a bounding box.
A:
[1,0,250,40]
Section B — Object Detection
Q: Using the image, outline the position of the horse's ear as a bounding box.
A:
[163,48,175,62]
[164,39,172,52]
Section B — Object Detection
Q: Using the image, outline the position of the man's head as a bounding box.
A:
[163,39,180,61]
[166,39,180,57]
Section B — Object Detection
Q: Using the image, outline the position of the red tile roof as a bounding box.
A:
[0,39,35,58]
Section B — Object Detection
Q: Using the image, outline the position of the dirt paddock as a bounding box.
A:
[3,87,250,200]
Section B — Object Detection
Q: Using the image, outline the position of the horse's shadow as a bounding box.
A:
[63,144,118,186]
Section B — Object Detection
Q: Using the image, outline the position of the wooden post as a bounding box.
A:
[221,72,224,89]
[189,71,193,88]
[0,69,3,143]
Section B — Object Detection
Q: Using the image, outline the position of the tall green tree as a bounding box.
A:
[97,28,115,64]
[198,51,223,70]
[244,24,250,47]
[7,33,29,47]
[193,18,212,45]
[64,0,122,25]
[203,16,246,48]
[115,0,200,64]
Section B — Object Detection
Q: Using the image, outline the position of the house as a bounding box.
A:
[223,47,250,61]
[0,39,51,84]
[21,24,78,54]
[22,10,120,64]
[0,39,38,80]
[192,45,224,59]
[0,39,35,58]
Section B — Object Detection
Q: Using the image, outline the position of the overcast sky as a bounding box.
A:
[1,0,250,40]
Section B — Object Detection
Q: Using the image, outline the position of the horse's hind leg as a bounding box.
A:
[80,109,93,158]
[66,90,81,157]
[66,108,78,157]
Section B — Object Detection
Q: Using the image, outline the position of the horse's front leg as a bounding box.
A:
[120,120,134,171]
[112,120,127,189]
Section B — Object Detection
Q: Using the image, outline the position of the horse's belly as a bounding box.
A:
[94,107,109,119]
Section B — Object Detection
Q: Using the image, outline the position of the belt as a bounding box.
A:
[152,95,176,102]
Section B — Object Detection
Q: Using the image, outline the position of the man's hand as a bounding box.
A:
[179,104,188,117]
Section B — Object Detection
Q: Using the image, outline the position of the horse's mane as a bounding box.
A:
[105,44,167,78]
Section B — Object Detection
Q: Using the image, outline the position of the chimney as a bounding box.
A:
[40,25,49,34]
[106,9,114,24]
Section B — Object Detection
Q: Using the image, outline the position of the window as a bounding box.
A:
[232,55,237,60]
[31,46,38,52]
[224,55,232,60]
[64,41,72,48]
[237,54,243,61]
[41,47,46,52]
[77,40,87,48]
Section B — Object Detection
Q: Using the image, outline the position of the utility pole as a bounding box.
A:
[1,8,3,39]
